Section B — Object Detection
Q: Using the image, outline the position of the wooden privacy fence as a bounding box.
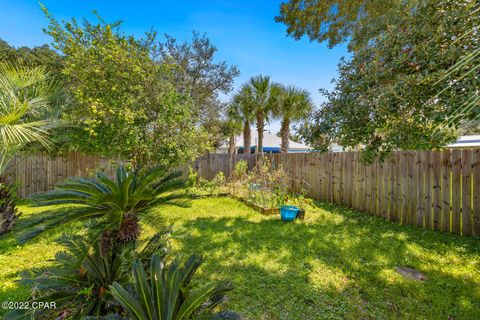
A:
[193,150,480,236]
[4,152,117,197]
[4,150,480,236]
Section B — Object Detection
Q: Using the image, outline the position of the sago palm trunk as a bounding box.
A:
[243,120,251,154]
[100,215,141,256]
[256,110,265,154]
[280,118,290,154]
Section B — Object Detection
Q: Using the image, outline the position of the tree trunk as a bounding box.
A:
[256,110,265,154]
[280,118,290,154]
[0,182,20,236]
[228,135,236,154]
[243,121,251,154]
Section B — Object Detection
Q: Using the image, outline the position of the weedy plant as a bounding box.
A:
[245,159,289,209]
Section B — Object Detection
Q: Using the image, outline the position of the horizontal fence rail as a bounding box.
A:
[4,150,480,236]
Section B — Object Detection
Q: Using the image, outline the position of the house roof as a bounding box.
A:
[235,131,311,151]
[446,135,480,148]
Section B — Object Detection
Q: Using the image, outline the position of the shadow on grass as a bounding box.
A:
[1,199,479,319]
[173,201,480,319]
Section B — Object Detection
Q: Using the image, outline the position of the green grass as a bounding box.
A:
[1,197,480,319]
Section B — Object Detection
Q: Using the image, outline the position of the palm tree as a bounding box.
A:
[0,62,57,235]
[0,62,56,175]
[224,104,243,154]
[245,75,278,154]
[273,86,314,153]
[232,86,256,154]
[24,165,189,245]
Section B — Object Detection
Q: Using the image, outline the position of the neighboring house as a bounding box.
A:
[329,143,344,152]
[446,135,480,148]
[218,131,312,153]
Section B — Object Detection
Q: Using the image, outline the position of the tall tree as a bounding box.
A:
[232,86,256,154]
[42,8,210,167]
[156,32,240,146]
[275,0,403,51]
[0,38,63,73]
[239,75,279,154]
[273,85,314,153]
[0,62,59,235]
[282,0,479,160]
[224,104,243,154]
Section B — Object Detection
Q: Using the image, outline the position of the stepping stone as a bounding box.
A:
[395,266,426,281]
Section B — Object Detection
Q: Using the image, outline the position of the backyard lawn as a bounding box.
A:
[1,197,480,319]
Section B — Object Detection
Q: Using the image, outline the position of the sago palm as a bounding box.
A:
[110,253,237,320]
[6,225,175,320]
[273,85,313,153]
[24,165,189,244]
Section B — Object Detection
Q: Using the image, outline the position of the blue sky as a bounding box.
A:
[0,0,349,132]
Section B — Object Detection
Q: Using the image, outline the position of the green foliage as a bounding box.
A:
[189,170,227,197]
[157,32,240,147]
[275,0,402,51]
[0,62,60,175]
[232,160,248,181]
[110,253,236,320]
[245,160,290,208]
[0,38,63,73]
[271,85,314,153]
[228,159,290,209]
[187,167,199,190]
[23,165,189,243]
[298,0,479,161]
[232,76,281,153]
[42,7,211,166]
[222,106,243,154]
[200,172,226,196]
[6,225,174,319]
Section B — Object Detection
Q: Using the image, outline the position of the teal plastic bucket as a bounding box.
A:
[280,205,300,221]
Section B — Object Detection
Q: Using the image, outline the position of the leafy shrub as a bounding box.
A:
[189,171,227,196]
[232,160,248,180]
[187,166,199,190]
[285,193,315,210]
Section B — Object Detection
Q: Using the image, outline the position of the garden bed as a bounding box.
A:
[232,195,279,215]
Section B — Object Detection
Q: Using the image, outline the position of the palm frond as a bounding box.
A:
[109,253,235,320]
[25,165,189,241]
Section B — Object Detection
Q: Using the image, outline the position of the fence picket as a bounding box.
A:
[461,150,473,236]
